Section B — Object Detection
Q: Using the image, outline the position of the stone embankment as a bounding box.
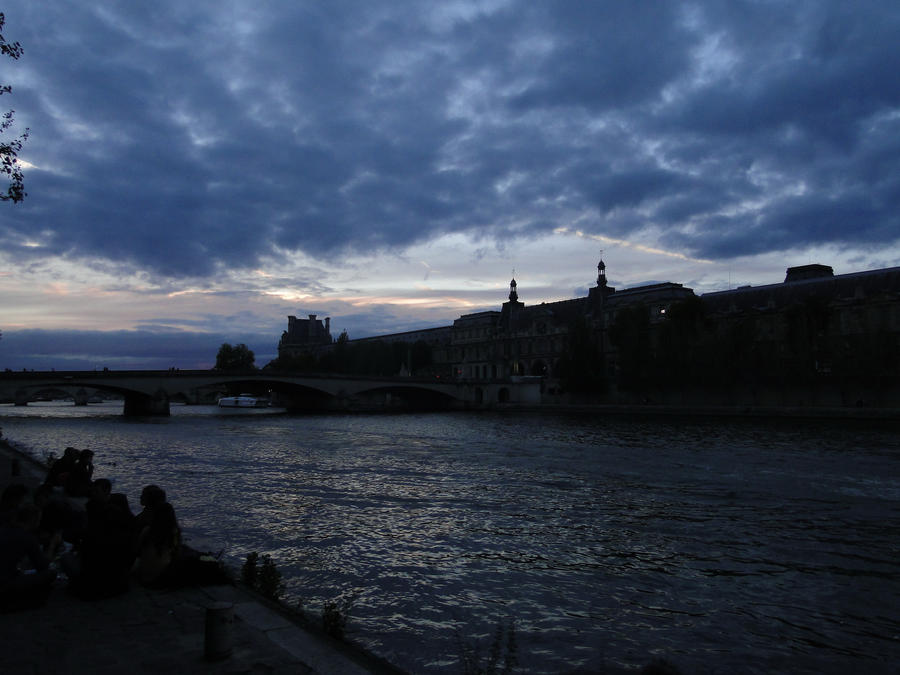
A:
[0,437,403,675]
[502,402,900,420]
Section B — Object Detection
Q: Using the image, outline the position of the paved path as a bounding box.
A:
[1,439,403,675]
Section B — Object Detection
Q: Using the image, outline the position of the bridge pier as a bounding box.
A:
[123,390,170,417]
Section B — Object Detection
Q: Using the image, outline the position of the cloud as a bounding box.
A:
[0,1,898,366]
[3,1,896,276]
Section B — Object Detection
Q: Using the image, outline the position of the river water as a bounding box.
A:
[1,402,898,674]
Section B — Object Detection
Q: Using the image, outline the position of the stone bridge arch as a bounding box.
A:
[0,370,541,415]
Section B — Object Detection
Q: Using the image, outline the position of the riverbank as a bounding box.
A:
[497,402,900,421]
[0,437,403,675]
[4,408,894,673]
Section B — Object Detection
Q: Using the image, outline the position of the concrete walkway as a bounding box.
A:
[1,439,403,675]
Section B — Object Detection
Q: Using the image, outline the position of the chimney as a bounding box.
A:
[325,317,331,334]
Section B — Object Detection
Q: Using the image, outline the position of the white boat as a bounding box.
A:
[217,394,268,408]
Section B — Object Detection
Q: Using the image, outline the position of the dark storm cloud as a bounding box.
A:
[2,0,898,279]
[508,2,691,111]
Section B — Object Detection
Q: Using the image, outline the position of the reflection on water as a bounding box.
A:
[2,402,899,674]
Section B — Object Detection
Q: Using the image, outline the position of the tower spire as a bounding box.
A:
[597,251,607,288]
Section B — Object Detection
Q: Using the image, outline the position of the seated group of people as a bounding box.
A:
[1,449,187,610]
[60,480,184,599]
[44,446,96,498]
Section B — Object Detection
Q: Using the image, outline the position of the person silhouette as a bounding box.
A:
[0,504,57,610]
[65,449,95,498]
[44,446,79,489]
[135,501,181,586]
[65,478,134,599]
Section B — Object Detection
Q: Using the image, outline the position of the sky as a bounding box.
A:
[1,1,898,370]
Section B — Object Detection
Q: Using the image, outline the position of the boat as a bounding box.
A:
[217,394,269,408]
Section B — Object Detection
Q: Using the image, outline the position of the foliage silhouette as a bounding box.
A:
[240,551,285,601]
[215,343,257,371]
[1,13,28,203]
[267,336,436,377]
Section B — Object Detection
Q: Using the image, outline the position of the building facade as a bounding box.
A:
[277,314,333,360]
[448,260,696,389]
[278,260,900,406]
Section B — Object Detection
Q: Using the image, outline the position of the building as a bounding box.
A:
[693,264,900,406]
[278,259,900,406]
[277,314,333,360]
[348,326,453,376]
[448,260,694,388]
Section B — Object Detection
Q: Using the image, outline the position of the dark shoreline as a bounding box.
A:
[5,399,900,421]
[0,435,49,482]
[490,402,900,421]
[0,435,408,674]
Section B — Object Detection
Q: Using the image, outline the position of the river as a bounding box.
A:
[1,402,898,674]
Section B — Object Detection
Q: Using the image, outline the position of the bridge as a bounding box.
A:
[0,370,542,416]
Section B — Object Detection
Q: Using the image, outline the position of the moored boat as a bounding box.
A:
[217,394,268,408]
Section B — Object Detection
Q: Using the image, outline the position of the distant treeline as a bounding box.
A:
[265,333,437,378]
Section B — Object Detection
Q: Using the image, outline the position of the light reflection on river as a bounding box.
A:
[1,402,899,674]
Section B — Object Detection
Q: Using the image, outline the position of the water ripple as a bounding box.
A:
[2,406,899,673]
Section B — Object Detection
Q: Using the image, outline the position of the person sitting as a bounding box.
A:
[131,484,166,549]
[32,483,85,547]
[135,502,181,587]
[109,492,133,519]
[0,483,29,527]
[31,484,69,560]
[0,504,57,611]
[65,479,134,599]
[134,485,166,526]
[65,449,95,498]
[44,446,79,489]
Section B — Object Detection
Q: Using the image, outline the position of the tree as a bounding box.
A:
[1,13,28,203]
[214,343,256,371]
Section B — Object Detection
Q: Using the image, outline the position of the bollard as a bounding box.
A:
[204,601,234,661]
